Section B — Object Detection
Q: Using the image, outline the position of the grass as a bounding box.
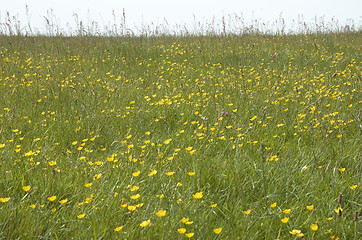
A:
[0,31,361,239]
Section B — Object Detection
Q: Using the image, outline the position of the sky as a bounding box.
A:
[1,0,361,34]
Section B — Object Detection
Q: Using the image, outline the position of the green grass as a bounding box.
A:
[0,32,361,239]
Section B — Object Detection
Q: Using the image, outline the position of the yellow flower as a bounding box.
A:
[148,169,157,176]
[0,143,5,148]
[210,203,217,208]
[306,205,314,210]
[77,214,85,219]
[338,168,345,172]
[59,198,68,204]
[48,196,57,202]
[140,220,151,227]
[114,226,123,232]
[185,232,194,238]
[177,228,186,234]
[270,202,277,208]
[23,185,31,192]
[156,209,166,217]
[132,170,140,177]
[289,229,304,237]
[188,172,195,176]
[243,209,252,215]
[84,183,92,188]
[193,192,203,199]
[163,139,172,145]
[334,206,343,214]
[281,217,289,223]
[130,186,139,191]
[131,194,140,200]
[72,141,78,145]
[310,224,318,231]
[283,209,291,214]
[350,185,357,189]
[213,228,222,234]
[48,161,56,166]
[128,205,136,211]
[29,204,36,208]
[0,197,11,203]
[185,146,193,151]
[165,171,175,176]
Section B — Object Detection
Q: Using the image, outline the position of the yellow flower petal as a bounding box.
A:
[114,226,123,232]
[185,232,194,238]
[213,228,222,234]
[77,214,85,219]
[48,196,57,202]
[22,185,31,192]
[177,228,186,234]
[140,219,151,227]
[192,192,203,199]
[310,224,318,231]
[156,209,166,217]
[306,205,314,210]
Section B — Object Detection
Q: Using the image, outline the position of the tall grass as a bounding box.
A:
[0,12,361,239]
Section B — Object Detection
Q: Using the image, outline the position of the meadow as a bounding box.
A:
[0,30,361,239]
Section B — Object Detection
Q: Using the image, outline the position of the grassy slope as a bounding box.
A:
[0,32,361,239]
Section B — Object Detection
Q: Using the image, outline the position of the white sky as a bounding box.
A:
[1,0,361,34]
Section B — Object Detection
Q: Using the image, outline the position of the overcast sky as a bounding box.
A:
[1,0,361,34]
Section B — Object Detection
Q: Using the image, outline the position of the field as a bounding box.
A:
[0,32,361,239]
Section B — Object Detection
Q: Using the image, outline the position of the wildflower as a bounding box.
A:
[306,205,314,210]
[350,185,357,189]
[114,226,123,232]
[163,139,172,145]
[84,183,92,188]
[131,194,140,200]
[48,196,57,202]
[214,228,222,234]
[185,232,194,238]
[270,202,277,208]
[210,203,217,208]
[132,170,140,177]
[289,229,304,237]
[23,185,31,192]
[243,209,252,215]
[148,170,157,176]
[0,197,10,203]
[140,220,151,227]
[177,228,186,234]
[283,209,291,214]
[165,171,175,176]
[193,192,203,199]
[59,198,68,204]
[188,172,195,176]
[310,224,318,231]
[334,206,343,214]
[156,209,166,217]
[338,168,345,172]
[48,161,56,166]
[29,204,36,208]
[130,186,139,191]
[128,205,136,211]
[0,143,5,148]
[77,214,85,219]
[281,217,289,223]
